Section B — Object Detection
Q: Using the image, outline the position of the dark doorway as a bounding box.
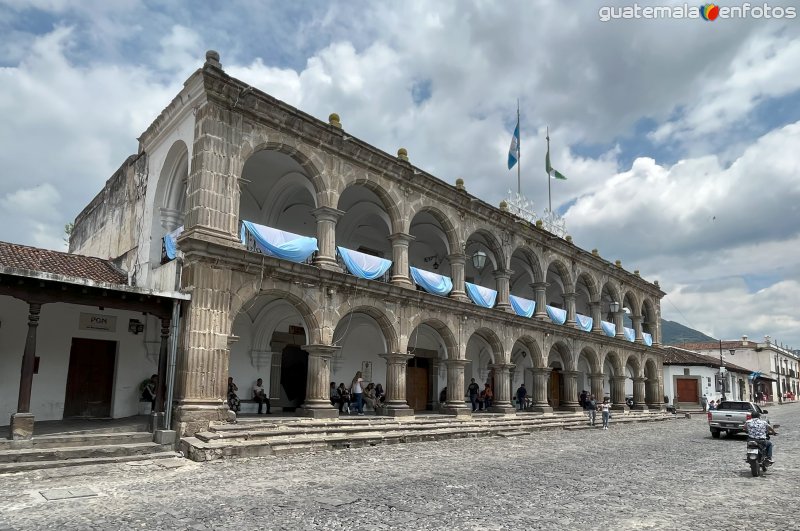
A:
[63,338,117,418]
[406,357,429,411]
[280,345,308,411]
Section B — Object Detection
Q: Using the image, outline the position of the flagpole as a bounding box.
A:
[517,99,521,196]
[546,126,552,213]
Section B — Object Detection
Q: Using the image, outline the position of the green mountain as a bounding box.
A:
[660,319,716,345]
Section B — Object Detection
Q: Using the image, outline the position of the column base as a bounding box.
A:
[558,404,583,413]
[488,405,517,414]
[383,406,415,417]
[441,405,472,417]
[632,404,649,411]
[646,404,664,411]
[313,257,341,272]
[611,404,628,412]
[148,412,165,433]
[390,277,414,288]
[172,401,232,437]
[298,407,339,419]
[495,303,513,313]
[530,405,553,414]
[449,292,469,302]
[9,412,35,440]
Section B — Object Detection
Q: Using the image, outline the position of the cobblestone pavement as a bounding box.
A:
[1,406,797,531]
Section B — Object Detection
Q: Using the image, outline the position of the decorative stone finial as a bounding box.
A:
[634,269,640,276]
[565,235,573,243]
[456,178,465,190]
[397,148,408,161]
[615,259,622,267]
[591,249,599,256]
[499,200,508,211]
[329,113,342,129]
[205,50,221,68]
[535,220,543,228]
[654,280,660,287]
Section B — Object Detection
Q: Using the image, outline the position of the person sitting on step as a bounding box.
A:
[252,378,271,414]
[227,376,241,413]
[363,382,382,414]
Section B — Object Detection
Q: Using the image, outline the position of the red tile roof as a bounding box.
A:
[0,241,128,285]
[664,346,752,374]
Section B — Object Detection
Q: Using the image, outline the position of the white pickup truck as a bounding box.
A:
[707,401,769,438]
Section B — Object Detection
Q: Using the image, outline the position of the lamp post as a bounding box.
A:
[718,339,726,401]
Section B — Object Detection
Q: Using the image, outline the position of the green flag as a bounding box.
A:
[545,143,567,180]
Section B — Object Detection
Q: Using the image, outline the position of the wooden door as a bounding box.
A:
[63,338,117,418]
[676,378,698,403]
[406,367,428,411]
[549,370,561,408]
[280,345,308,410]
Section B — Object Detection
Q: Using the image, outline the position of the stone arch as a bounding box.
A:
[544,257,574,309]
[408,204,460,256]
[239,138,328,204]
[599,280,622,321]
[331,305,399,354]
[230,285,322,345]
[575,271,600,317]
[406,317,458,360]
[512,335,544,367]
[624,353,642,378]
[467,326,505,362]
[150,139,189,263]
[509,246,545,299]
[577,345,601,374]
[602,350,624,376]
[465,228,507,275]
[622,289,640,316]
[336,178,403,235]
[640,297,658,336]
[548,340,574,370]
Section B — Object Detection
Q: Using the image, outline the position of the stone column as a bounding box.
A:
[646,378,662,409]
[488,363,516,414]
[631,315,644,343]
[448,253,469,302]
[172,263,234,436]
[532,282,548,320]
[560,371,582,411]
[388,232,414,288]
[311,206,344,271]
[10,302,42,440]
[269,352,282,401]
[632,377,648,410]
[493,270,512,312]
[611,376,628,412]
[613,311,625,339]
[150,317,170,432]
[380,352,414,417]
[442,359,470,417]
[299,345,339,418]
[590,373,605,401]
[562,292,577,327]
[590,302,602,333]
[530,368,553,413]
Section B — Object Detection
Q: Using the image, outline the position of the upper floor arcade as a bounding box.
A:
[69,51,665,347]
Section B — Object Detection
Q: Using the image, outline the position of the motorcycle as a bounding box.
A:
[745,435,775,477]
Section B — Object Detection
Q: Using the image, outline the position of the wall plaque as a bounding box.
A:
[79,313,117,332]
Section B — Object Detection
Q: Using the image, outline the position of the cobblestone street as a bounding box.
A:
[1,406,797,530]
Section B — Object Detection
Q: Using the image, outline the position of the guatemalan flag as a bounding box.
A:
[508,119,520,170]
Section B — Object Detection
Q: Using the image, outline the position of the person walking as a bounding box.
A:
[700,394,708,412]
[468,378,480,412]
[586,394,598,426]
[600,397,611,430]
[516,384,527,411]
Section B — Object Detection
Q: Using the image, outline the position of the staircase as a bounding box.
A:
[0,429,179,473]
[182,410,679,461]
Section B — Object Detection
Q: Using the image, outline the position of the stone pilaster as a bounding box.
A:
[388,232,414,288]
[613,310,625,339]
[590,302,602,333]
[532,282,548,320]
[562,292,577,327]
[448,253,469,302]
[611,375,628,412]
[172,263,234,436]
[530,368,553,413]
[493,270,512,312]
[488,363,516,414]
[590,373,605,401]
[269,351,282,401]
[380,352,414,417]
[560,371,582,411]
[299,345,339,418]
[442,359,471,416]
[631,315,644,343]
[632,377,648,410]
[311,206,344,271]
[10,302,42,440]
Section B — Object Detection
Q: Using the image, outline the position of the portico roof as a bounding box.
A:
[663,346,752,374]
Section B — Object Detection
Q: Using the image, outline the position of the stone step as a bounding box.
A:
[0,442,172,464]
[0,451,179,474]
[0,431,154,451]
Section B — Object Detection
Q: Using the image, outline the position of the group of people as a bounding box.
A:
[579,390,612,430]
[329,373,386,415]
[467,379,494,411]
[226,376,271,414]
[700,394,725,412]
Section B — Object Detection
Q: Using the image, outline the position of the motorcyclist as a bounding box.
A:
[744,411,777,464]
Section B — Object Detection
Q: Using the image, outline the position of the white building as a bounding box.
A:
[663,347,754,407]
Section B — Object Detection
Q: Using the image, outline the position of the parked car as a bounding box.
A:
[708,401,769,439]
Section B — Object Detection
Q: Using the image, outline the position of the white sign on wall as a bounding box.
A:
[361,360,373,382]
[79,313,117,332]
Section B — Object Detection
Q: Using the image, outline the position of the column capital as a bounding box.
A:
[447,252,466,265]
[630,315,643,324]
[302,344,340,358]
[531,367,552,376]
[445,358,470,368]
[489,362,515,371]
[380,352,413,364]
[562,292,576,301]
[492,269,512,280]
[589,373,605,380]
[611,375,627,383]
[633,376,646,384]
[388,232,415,245]
[561,370,579,378]
[532,281,549,290]
[310,206,345,222]
[589,301,601,309]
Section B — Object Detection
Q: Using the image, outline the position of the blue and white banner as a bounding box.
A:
[546,305,567,325]
[624,327,636,342]
[575,313,593,332]
[410,266,453,297]
[164,225,184,260]
[510,295,535,318]
[508,120,520,170]
[337,246,392,280]
[601,320,616,337]
[465,282,497,309]
[643,333,653,347]
[240,220,318,263]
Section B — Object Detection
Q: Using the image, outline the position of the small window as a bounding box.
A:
[683,368,690,376]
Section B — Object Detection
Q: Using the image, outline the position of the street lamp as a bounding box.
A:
[471,250,487,271]
[609,301,620,313]
[718,339,727,401]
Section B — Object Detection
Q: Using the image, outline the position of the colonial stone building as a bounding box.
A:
[69,51,666,437]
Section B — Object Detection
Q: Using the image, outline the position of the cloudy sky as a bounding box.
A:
[1,0,799,347]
